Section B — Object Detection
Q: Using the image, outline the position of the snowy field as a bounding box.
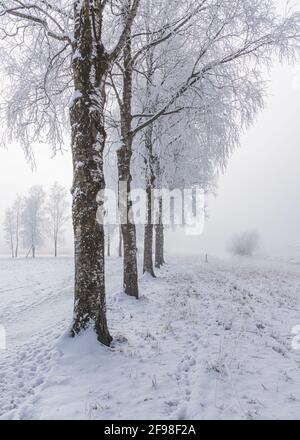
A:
[0,255,300,420]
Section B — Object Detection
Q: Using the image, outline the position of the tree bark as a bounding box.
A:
[7,211,15,259]
[107,229,111,257]
[155,196,165,269]
[10,237,14,259]
[9,227,14,259]
[117,145,139,298]
[15,213,19,259]
[143,184,155,277]
[118,225,123,257]
[70,1,112,346]
[117,22,139,298]
[143,128,156,277]
[54,237,58,258]
[32,246,35,259]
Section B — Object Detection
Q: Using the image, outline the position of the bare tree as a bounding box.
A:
[0,0,140,345]
[3,195,22,258]
[104,212,116,258]
[118,225,123,257]
[109,0,300,283]
[110,0,204,293]
[12,195,22,258]
[69,0,140,344]
[22,185,46,258]
[3,208,15,258]
[46,182,69,257]
[155,195,165,269]
[228,230,260,257]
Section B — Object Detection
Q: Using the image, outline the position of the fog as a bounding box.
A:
[0,61,300,258]
[0,144,73,255]
[199,62,300,257]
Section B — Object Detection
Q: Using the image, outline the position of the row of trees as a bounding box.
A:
[0,0,299,346]
[3,183,69,258]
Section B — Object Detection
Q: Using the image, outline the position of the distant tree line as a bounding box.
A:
[3,182,69,258]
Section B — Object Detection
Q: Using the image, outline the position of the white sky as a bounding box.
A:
[172,61,300,257]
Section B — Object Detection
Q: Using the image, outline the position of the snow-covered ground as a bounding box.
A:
[0,255,300,420]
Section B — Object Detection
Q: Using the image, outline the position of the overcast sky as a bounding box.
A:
[167,61,300,257]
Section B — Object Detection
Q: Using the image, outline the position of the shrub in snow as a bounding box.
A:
[228,230,260,257]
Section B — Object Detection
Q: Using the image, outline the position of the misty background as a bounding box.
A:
[0,61,299,258]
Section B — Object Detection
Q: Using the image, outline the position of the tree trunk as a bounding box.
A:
[15,217,19,258]
[107,229,111,257]
[143,183,155,277]
[142,37,156,277]
[117,24,139,298]
[118,225,123,257]
[32,246,35,259]
[70,1,112,346]
[10,231,14,259]
[143,128,156,277]
[155,196,165,268]
[54,238,57,258]
[117,145,139,298]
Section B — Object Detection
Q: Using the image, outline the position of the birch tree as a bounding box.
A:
[46,182,69,257]
[0,0,140,345]
[109,0,213,289]
[3,208,15,258]
[22,185,45,258]
[3,195,22,258]
[108,0,300,282]
[118,225,123,257]
[12,195,22,258]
